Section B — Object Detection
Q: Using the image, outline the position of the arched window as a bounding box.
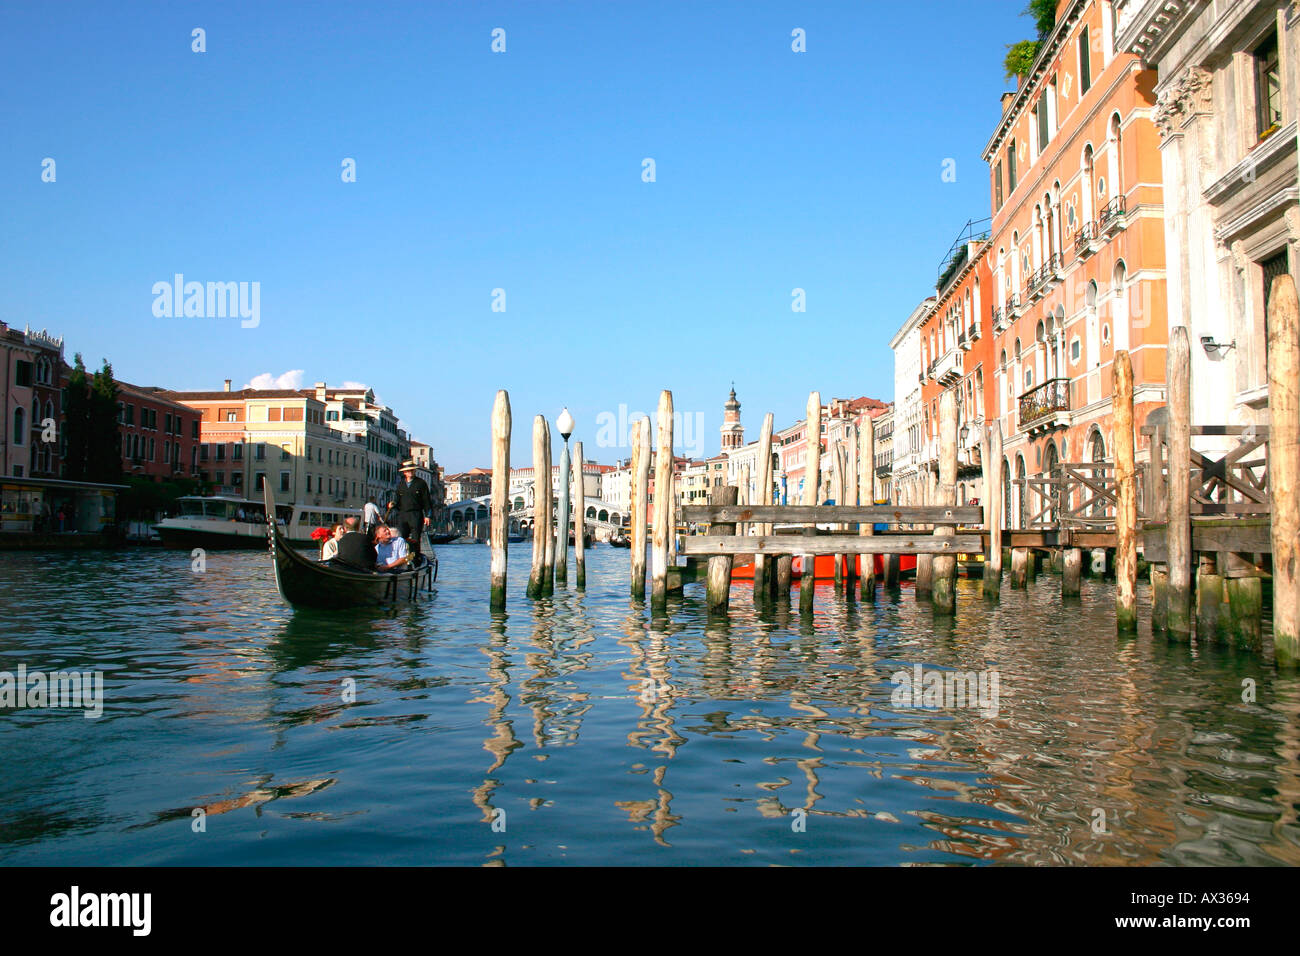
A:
[1011,231,1021,292]
[1081,144,1095,223]
[1032,205,1044,269]
[1002,456,1013,529]
[1016,454,1028,527]
[1113,259,1129,351]
[1107,112,1123,202]
[12,407,24,447]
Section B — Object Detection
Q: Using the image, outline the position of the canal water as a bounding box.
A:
[2,545,1297,866]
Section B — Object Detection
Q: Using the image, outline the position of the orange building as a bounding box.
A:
[982,0,1167,525]
[917,222,997,508]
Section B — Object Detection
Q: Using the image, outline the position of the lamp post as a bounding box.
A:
[555,407,575,585]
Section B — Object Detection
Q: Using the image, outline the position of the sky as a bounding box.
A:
[2,0,1033,472]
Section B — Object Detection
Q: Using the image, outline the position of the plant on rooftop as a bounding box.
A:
[1003,1,1056,81]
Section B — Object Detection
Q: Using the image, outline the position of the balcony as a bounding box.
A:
[1018,378,1071,434]
[934,346,963,386]
[1098,196,1126,237]
[1005,294,1023,318]
[1074,222,1099,258]
[1032,253,1065,298]
[991,307,1005,332]
[968,321,980,342]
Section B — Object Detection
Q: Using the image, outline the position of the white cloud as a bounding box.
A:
[245,369,305,390]
[339,381,369,391]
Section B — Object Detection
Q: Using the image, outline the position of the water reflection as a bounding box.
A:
[0,547,1297,866]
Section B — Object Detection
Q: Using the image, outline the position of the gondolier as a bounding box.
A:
[394,459,433,556]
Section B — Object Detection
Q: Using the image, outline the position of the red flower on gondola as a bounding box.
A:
[309,526,332,542]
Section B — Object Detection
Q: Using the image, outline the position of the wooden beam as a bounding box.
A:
[680,534,983,556]
[1166,327,1192,638]
[489,390,511,610]
[572,440,586,589]
[932,389,958,614]
[859,414,877,599]
[681,505,982,524]
[651,390,673,609]
[1268,273,1299,666]
[753,412,774,601]
[706,484,738,613]
[1114,350,1137,631]
[527,415,547,599]
[630,417,649,599]
[801,391,820,613]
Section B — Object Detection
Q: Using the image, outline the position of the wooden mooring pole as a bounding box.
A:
[489,390,511,610]
[859,412,877,600]
[753,412,774,602]
[1196,553,1224,644]
[915,474,934,597]
[1113,350,1137,631]
[1166,327,1192,639]
[1010,547,1028,588]
[1062,548,1082,597]
[706,484,739,614]
[984,420,1003,600]
[800,391,821,613]
[1268,274,1299,667]
[832,444,846,589]
[541,419,555,596]
[527,415,548,599]
[651,390,674,609]
[631,417,649,600]
[572,440,586,589]
[932,390,958,615]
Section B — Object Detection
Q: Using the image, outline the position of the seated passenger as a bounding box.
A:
[321,523,344,561]
[333,516,378,571]
[374,524,410,571]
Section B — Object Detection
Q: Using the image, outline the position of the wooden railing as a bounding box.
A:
[1141,423,1271,517]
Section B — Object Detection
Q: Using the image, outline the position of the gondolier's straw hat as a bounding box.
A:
[400,459,418,471]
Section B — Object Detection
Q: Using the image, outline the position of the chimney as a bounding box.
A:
[315,382,327,402]
[223,379,231,392]
[1001,91,1016,114]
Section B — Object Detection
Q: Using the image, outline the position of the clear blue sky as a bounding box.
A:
[2,0,1031,472]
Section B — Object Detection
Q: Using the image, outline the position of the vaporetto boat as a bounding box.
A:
[154,495,361,549]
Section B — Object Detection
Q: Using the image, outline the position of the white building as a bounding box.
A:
[1117,0,1297,437]
[890,296,935,507]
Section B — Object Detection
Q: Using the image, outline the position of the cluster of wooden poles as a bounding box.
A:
[484,275,1297,667]
[487,390,591,608]
[1136,276,1298,666]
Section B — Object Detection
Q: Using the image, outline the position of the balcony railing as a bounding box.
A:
[934,347,963,386]
[968,321,980,341]
[991,307,1004,331]
[1018,378,1071,430]
[1074,221,1098,257]
[1098,195,1126,235]
[1006,294,1022,317]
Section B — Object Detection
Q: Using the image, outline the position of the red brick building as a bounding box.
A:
[116,383,202,482]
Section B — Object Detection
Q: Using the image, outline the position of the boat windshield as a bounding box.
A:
[179,500,207,518]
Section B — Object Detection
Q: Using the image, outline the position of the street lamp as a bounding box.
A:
[555,407,575,585]
[959,422,970,447]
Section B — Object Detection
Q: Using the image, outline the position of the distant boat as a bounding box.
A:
[155,495,359,550]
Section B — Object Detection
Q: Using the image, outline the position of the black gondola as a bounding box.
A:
[264,485,435,609]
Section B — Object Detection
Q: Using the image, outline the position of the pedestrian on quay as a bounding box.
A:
[362,496,382,534]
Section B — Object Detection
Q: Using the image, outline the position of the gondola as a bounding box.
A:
[608,531,631,548]
[426,531,459,545]
[263,485,436,609]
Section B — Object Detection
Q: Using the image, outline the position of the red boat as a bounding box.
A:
[730,553,918,581]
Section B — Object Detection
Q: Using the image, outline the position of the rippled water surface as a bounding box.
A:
[2,545,1298,866]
